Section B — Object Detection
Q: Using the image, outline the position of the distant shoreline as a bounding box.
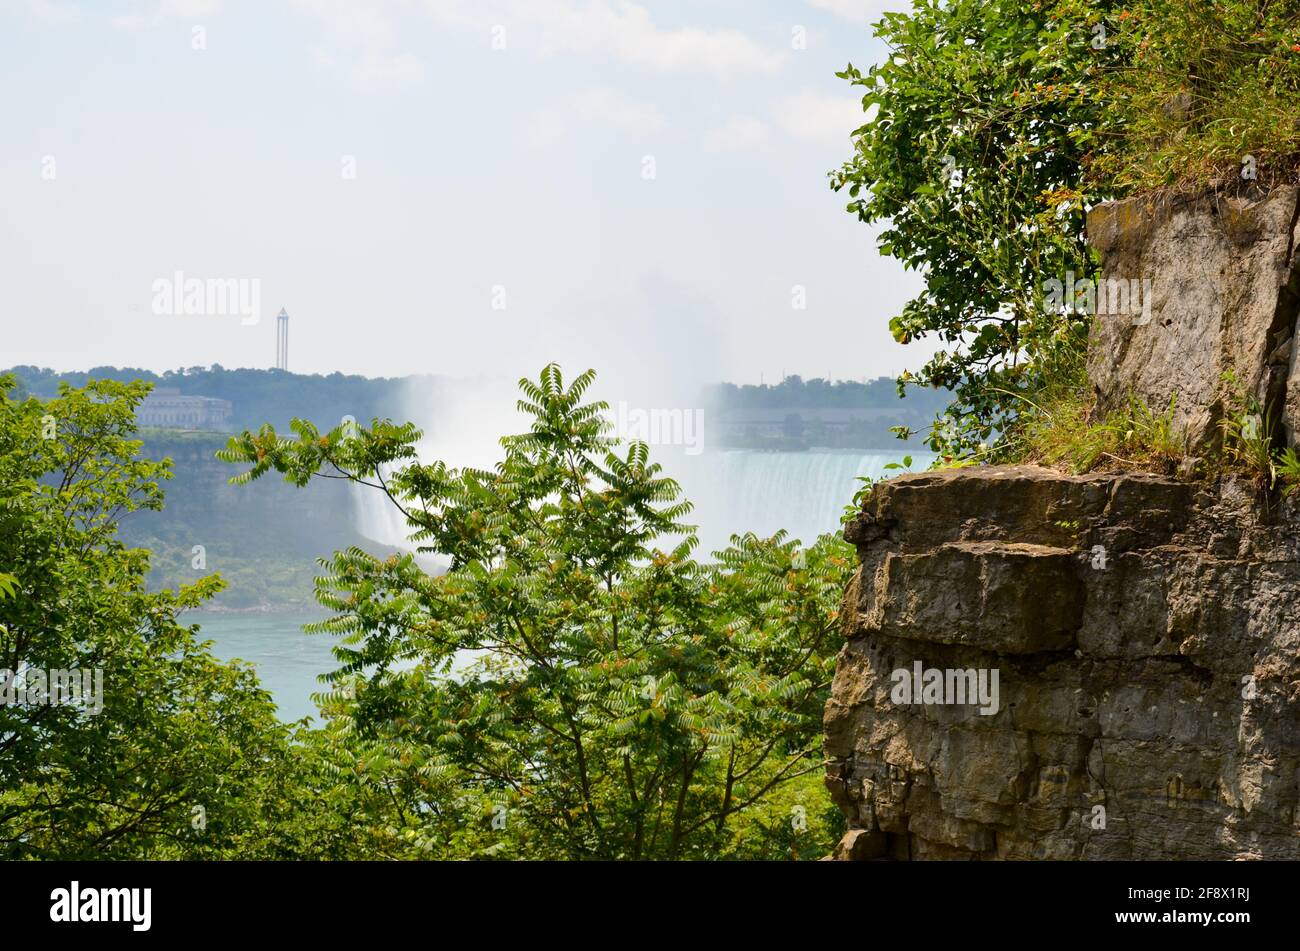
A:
[183,603,327,617]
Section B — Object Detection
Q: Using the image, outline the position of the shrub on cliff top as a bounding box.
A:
[1093,0,1300,192]
[837,0,1300,462]
[833,0,1118,460]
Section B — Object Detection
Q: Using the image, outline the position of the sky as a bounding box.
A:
[1,0,926,387]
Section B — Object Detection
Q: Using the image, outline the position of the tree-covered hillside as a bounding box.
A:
[706,375,949,413]
[120,431,396,610]
[7,365,425,434]
[5,366,949,606]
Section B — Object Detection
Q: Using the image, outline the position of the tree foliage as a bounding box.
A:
[220,364,851,859]
[832,0,1121,459]
[0,375,335,858]
[835,0,1300,461]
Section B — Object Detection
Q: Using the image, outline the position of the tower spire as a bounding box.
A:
[275,308,289,370]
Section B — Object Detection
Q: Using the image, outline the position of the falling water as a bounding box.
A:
[669,449,936,555]
[347,373,935,560]
[348,477,413,550]
[350,432,932,559]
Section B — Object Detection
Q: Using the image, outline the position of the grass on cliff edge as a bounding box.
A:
[954,337,1187,476]
[1004,362,1300,497]
[1009,384,1186,475]
[1091,0,1300,193]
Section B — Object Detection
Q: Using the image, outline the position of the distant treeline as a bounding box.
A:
[6,364,422,434]
[9,365,952,423]
[704,375,951,414]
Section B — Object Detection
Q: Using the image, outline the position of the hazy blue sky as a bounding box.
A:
[2,0,926,386]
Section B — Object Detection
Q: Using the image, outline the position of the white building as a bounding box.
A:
[135,387,233,431]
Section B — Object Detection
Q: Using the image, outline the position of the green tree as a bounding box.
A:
[221,364,852,859]
[835,0,1300,461]
[831,0,1121,458]
[0,374,327,858]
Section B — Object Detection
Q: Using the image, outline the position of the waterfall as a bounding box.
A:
[348,476,412,550]
[348,374,526,554]
[347,376,931,559]
[351,443,931,558]
[668,449,935,556]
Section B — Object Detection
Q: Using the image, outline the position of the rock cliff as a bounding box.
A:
[1087,186,1300,452]
[826,185,1300,860]
[826,465,1300,859]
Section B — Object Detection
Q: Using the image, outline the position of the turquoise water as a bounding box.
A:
[190,611,335,723]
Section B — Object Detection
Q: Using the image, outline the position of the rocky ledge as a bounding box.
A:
[825,464,1300,859]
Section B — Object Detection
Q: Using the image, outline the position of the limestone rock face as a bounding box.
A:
[1086,187,1300,452]
[826,465,1300,859]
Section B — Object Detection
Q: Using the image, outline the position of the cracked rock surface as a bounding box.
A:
[825,465,1300,859]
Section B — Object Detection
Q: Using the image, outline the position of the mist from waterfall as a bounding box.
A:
[347,373,932,561]
[346,374,527,560]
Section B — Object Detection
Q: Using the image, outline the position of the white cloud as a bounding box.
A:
[533,0,785,78]
[291,0,394,45]
[703,115,769,153]
[291,0,425,89]
[24,0,80,24]
[772,91,866,146]
[424,0,486,28]
[425,0,786,79]
[804,0,905,22]
[162,0,220,15]
[108,0,221,29]
[353,52,426,88]
[528,86,667,145]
